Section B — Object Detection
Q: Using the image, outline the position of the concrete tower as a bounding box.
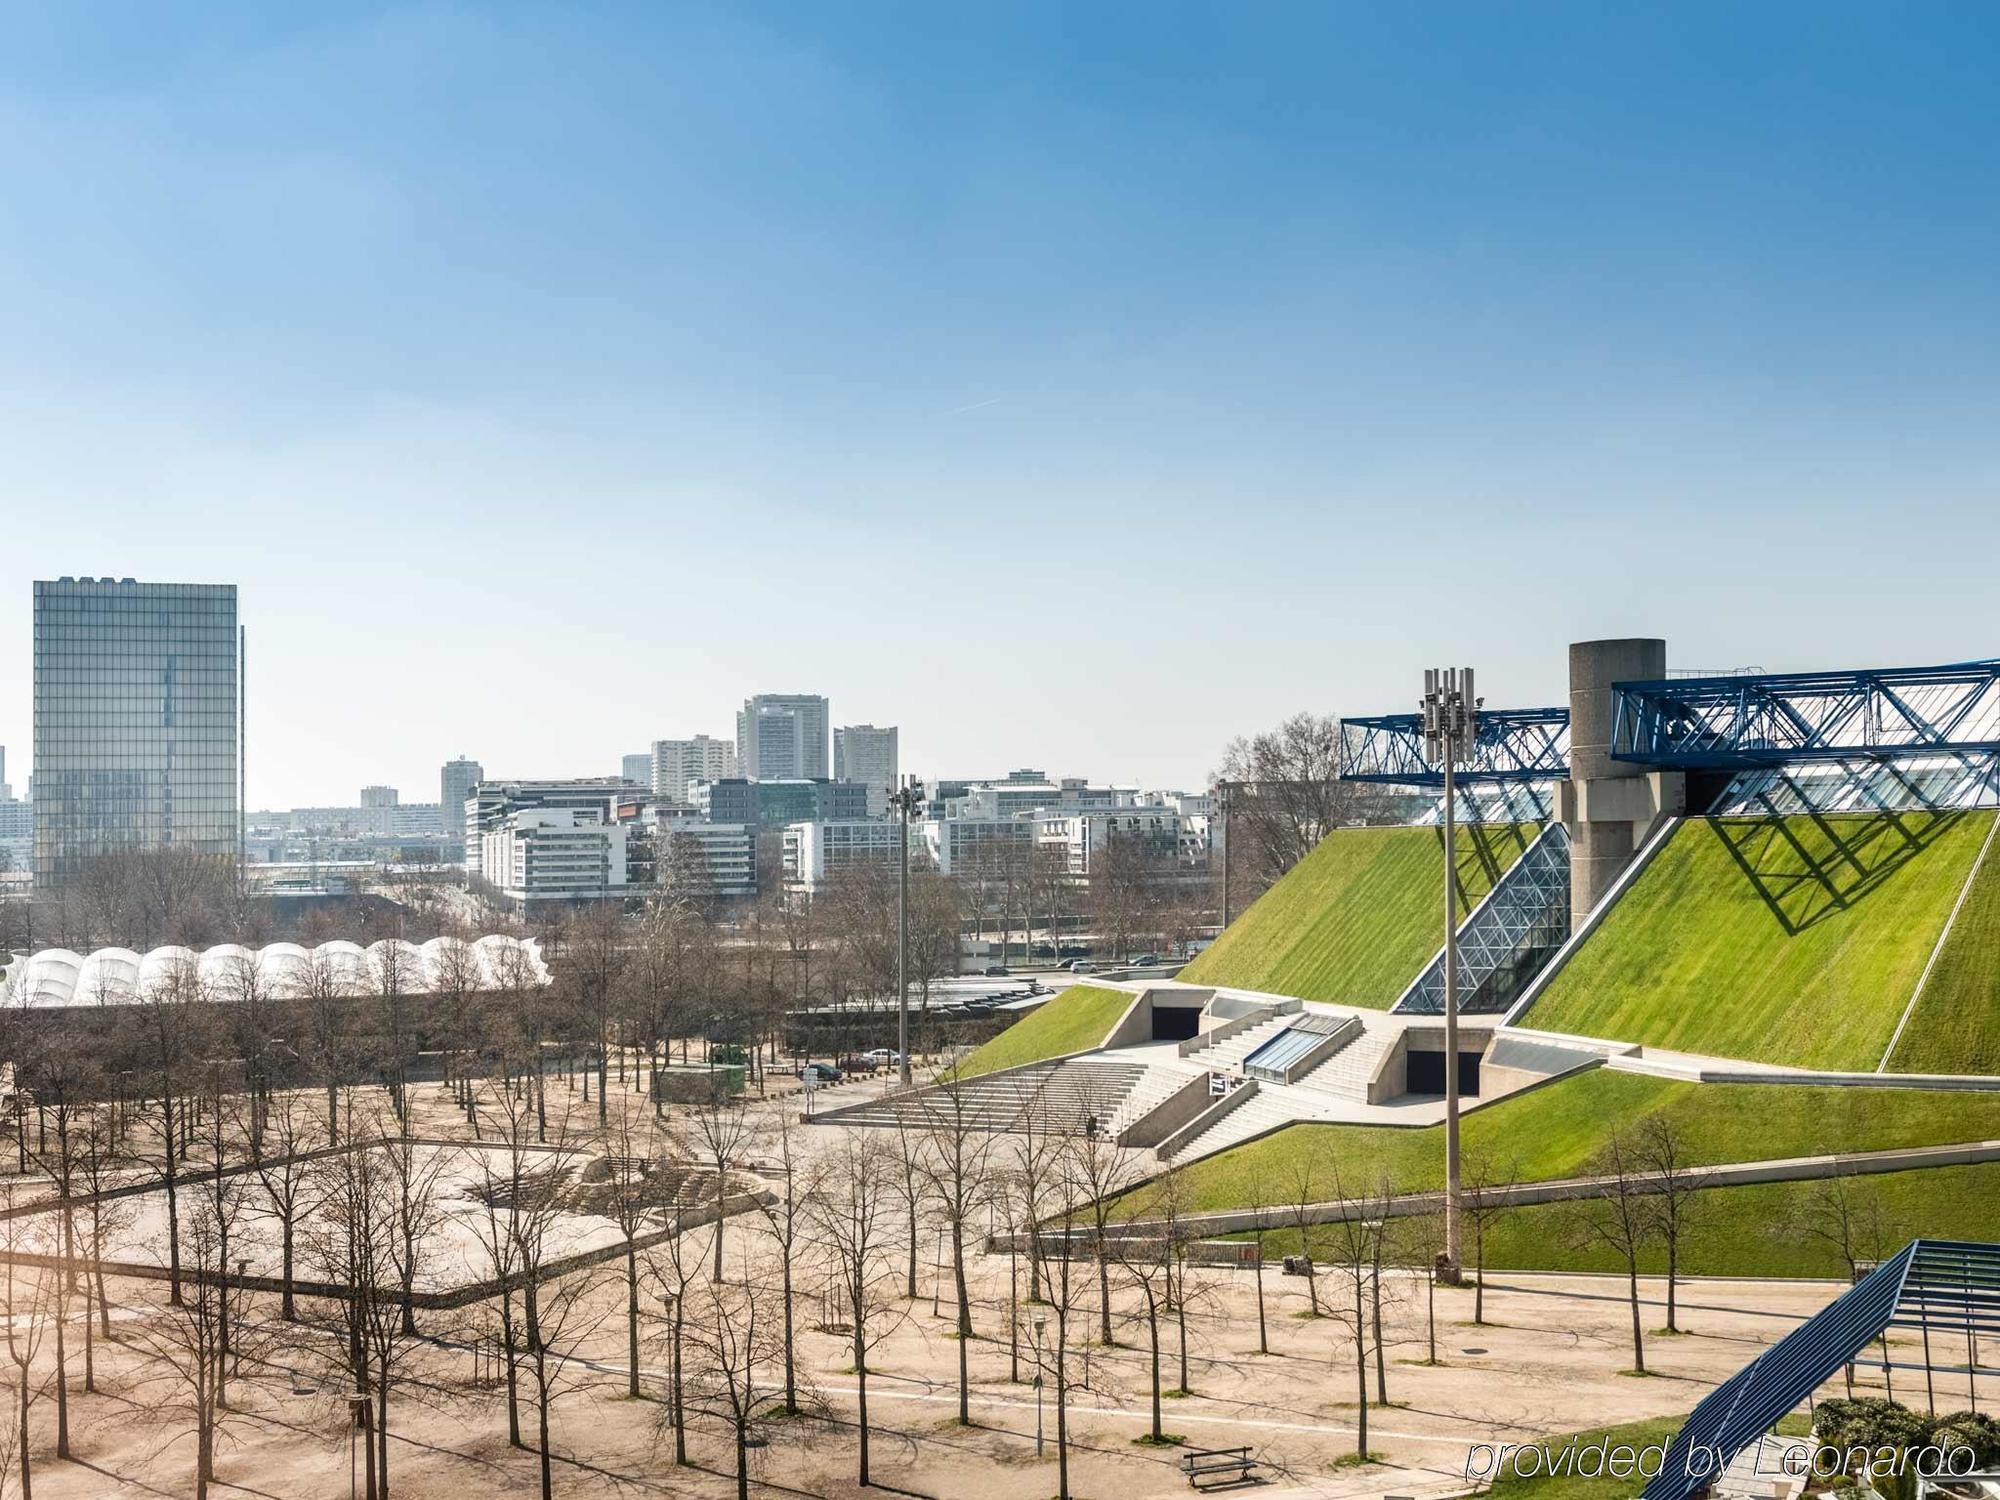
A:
[1558,638,1685,926]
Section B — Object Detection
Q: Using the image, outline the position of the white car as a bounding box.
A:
[863,1047,903,1066]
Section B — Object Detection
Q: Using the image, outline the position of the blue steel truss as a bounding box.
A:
[1613,660,2000,771]
[1393,823,1571,1015]
[1340,707,1570,785]
[1644,1239,2000,1500]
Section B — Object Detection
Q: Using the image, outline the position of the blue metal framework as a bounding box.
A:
[1613,660,2000,771]
[1645,1239,2000,1500]
[1340,707,1570,785]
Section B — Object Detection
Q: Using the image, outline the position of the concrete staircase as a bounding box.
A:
[811,1056,1150,1137]
[1103,1062,1198,1139]
[1195,1015,1296,1072]
[1292,1025,1393,1102]
[1164,1087,1302,1162]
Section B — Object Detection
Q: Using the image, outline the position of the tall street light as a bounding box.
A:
[887,776,926,1089]
[1422,666,1479,1282]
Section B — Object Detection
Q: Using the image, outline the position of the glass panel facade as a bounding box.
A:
[33,579,240,889]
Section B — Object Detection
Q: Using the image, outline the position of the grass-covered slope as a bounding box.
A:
[1888,830,2000,1074]
[1521,811,1996,1071]
[1118,1067,2000,1216]
[953,984,1132,1079]
[1177,822,1539,1006]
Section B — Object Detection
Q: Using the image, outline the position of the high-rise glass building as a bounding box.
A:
[33,578,241,890]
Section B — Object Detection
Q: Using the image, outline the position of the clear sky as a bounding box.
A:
[4,2,1997,808]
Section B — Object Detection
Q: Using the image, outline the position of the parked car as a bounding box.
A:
[1131,953,1159,966]
[835,1054,880,1075]
[983,964,1011,977]
[1068,959,1098,974]
[797,1062,844,1085]
[862,1047,903,1066]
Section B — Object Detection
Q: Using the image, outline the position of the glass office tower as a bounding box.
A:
[33,578,241,890]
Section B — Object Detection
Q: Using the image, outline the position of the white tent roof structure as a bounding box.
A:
[0,936,550,1009]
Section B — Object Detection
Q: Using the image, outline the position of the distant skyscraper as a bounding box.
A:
[736,694,829,781]
[33,577,241,889]
[360,784,399,808]
[621,753,653,786]
[833,724,899,816]
[440,755,484,851]
[651,735,737,804]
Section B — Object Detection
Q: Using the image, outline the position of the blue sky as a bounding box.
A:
[4,2,1998,806]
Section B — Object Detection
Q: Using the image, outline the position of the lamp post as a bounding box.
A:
[1422,667,1479,1282]
[887,777,926,1089]
[1031,1314,1048,1458]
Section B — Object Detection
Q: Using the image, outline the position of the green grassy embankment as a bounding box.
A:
[1521,811,1995,1070]
[953,984,1133,1079]
[1115,1067,2000,1218]
[1887,826,2000,1074]
[1479,1413,1809,1498]
[1178,822,1539,1007]
[1246,1163,2000,1280]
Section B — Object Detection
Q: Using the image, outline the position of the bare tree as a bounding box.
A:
[689,1097,754,1282]
[0,1187,51,1500]
[1633,1116,1711,1334]
[917,1078,997,1423]
[1214,713,1363,889]
[1565,1134,1656,1376]
[135,952,213,1306]
[685,1274,783,1500]
[250,1085,325,1321]
[886,1116,931,1301]
[1463,1149,1519,1326]
[751,1108,816,1415]
[812,1133,904,1489]
[1316,1170,1394,1463]
[642,1132,706,1468]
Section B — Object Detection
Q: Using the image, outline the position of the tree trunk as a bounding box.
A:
[377,1383,391,1500]
[671,1306,686,1464]
[1254,1246,1268,1354]
[953,1221,970,1424]
[1146,1298,1162,1440]
[282,1216,297,1321]
[501,1289,521,1448]
[536,1360,553,1500]
[1355,1310,1369,1458]
[1628,1263,1646,1374]
[782,1252,797,1413]
[853,1287,870,1486]
[625,1242,640,1398]
[1666,1235,1679,1333]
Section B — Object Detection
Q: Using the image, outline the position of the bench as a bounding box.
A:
[1180,1446,1258,1490]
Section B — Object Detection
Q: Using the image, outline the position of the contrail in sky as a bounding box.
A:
[948,396,1003,415]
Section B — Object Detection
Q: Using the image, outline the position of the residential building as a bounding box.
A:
[923,816,1034,877]
[1035,808,1194,876]
[439,756,483,852]
[736,693,829,780]
[784,818,904,889]
[33,577,241,890]
[641,809,757,897]
[360,784,398,808]
[464,778,639,879]
[621,753,653,786]
[479,806,628,904]
[833,724,899,815]
[650,735,736,804]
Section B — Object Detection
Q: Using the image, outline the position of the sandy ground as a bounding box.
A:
[0,1064,1955,1500]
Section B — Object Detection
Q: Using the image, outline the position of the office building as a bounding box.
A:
[464,779,639,879]
[650,735,736,804]
[784,818,904,889]
[439,756,483,852]
[360,784,398,808]
[621,753,653,787]
[689,777,869,828]
[736,694,829,781]
[33,578,240,890]
[833,724,899,815]
[642,810,757,897]
[480,806,629,904]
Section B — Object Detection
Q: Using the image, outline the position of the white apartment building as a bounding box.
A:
[784,818,903,889]
[923,816,1034,877]
[651,735,737,804]
[644,809,757,897]
[832,724,898,816]
[1034,808,1196,876]
[480,807,628,903]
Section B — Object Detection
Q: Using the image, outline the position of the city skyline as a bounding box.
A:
[6,5,1999,807]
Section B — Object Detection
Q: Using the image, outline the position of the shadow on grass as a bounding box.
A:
[1706,807,1966,935]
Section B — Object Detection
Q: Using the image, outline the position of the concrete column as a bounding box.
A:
[1561,638,1684,926]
